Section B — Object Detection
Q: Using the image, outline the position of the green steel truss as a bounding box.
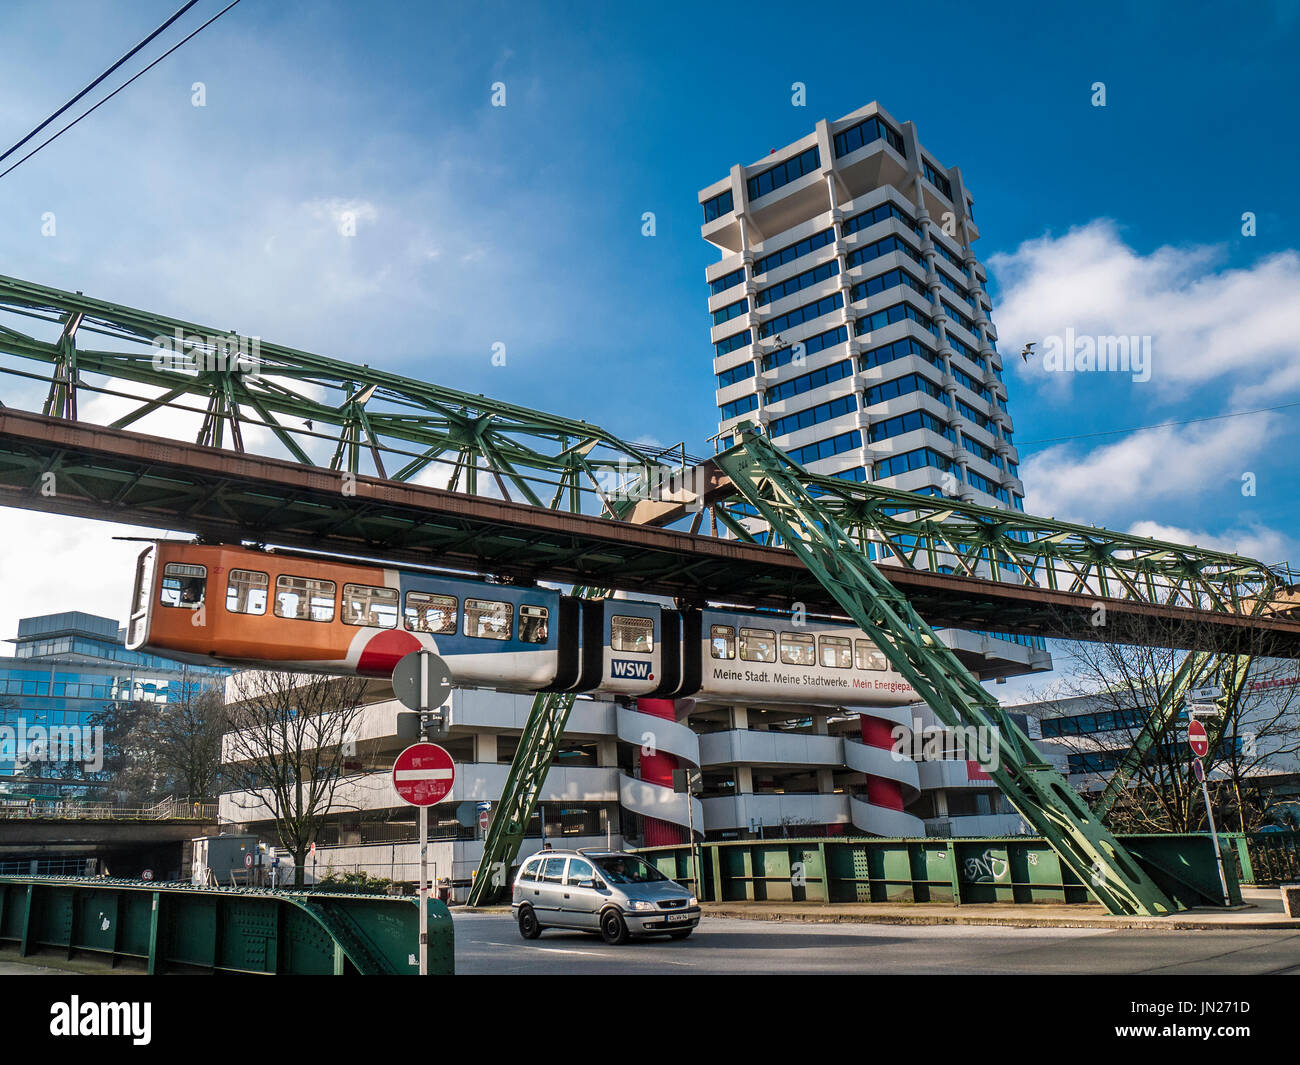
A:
[712,427,1176,916]
[0,273,681,516]
[1,272,1295,621]
[710,462,1297,622]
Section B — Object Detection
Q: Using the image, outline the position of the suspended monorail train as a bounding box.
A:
[125,541,918,706]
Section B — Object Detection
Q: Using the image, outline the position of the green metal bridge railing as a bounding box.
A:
[0,876,453,974]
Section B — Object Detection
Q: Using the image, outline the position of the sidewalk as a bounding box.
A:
[698,887,1297,930]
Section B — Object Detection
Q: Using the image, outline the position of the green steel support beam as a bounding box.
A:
[466,690,583,905]
[712,427,1178,916]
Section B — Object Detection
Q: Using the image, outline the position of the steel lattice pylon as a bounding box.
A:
[712,427,1177,916]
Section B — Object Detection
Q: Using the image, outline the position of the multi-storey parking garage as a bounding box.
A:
[220,625,1045,899]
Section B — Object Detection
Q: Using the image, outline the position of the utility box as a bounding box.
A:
[191,834,259,886]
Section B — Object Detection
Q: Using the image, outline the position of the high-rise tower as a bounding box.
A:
[700,102,1022,508]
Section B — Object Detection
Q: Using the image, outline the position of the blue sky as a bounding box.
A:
[2,0,1299,663]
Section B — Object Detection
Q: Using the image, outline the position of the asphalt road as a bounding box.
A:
[453,913,1300,975]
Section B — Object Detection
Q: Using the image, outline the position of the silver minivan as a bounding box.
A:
[511,848,701,944]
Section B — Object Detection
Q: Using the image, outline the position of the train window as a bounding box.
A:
[160,563,207,608]
[465,598,513,640]
[611,615,654,654]
[710,624,736,660]
[342,584,398,628]
[739,628,776,663]
[405,592,457,634]
[226,569,268,615]
[820,635,853,669]
[780,632,816,666]
[518,605,549,644]
[274,575,336,622]
[855,639,888,671]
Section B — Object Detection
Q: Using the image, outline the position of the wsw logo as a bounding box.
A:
[611,659,654,680]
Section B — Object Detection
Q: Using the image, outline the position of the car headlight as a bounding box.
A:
[689,896,698,907]
[628,900,655,912]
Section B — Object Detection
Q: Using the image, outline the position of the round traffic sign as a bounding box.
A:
[1193,757,1205,783]
[479,808,490,831]
[1188,719,1209,759]
[392,651,453,711]
[244,852,254,868]
[392,742,456,807]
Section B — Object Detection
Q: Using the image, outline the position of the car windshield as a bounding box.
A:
[592,854,667,885]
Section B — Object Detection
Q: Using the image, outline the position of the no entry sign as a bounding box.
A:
[392,743,455,807]
[1188,719,1209,759]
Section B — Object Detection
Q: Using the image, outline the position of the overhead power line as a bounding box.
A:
[0,0,200,165]
[0,0,244,182]
[1018,399,1300,448]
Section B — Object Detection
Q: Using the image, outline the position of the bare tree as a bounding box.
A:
[1022,612,1300,833]
[221,671,371,888]
[88,699,165,804]
[153,687,228,802]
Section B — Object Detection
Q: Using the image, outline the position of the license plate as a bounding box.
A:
[666,913,692,923]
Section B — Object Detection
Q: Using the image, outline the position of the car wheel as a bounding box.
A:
[517,906,542,940]
[599,909,629,945]
[668,929,693,940]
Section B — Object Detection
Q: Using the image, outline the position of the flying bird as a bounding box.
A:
[1020,342,1036,362]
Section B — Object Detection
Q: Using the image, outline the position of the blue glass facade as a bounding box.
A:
[0,611,230,781]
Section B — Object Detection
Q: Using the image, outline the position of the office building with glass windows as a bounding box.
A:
[702,102,1020,506]
[0,611,230,787]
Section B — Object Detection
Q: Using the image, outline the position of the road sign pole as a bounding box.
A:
[1195,757,1232,906]
[391,735,455,977]
[418,802,429,976]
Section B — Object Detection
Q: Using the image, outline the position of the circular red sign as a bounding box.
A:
[392,743,456,807]
[1188,719,1209,758]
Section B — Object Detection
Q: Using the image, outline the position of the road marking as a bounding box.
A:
[480,939,608,958]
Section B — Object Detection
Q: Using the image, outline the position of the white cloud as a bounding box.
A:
[0,512,172,644]
[1125,520,1297,568]
[990,220,1300,403]
[1022,416,1276,523]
